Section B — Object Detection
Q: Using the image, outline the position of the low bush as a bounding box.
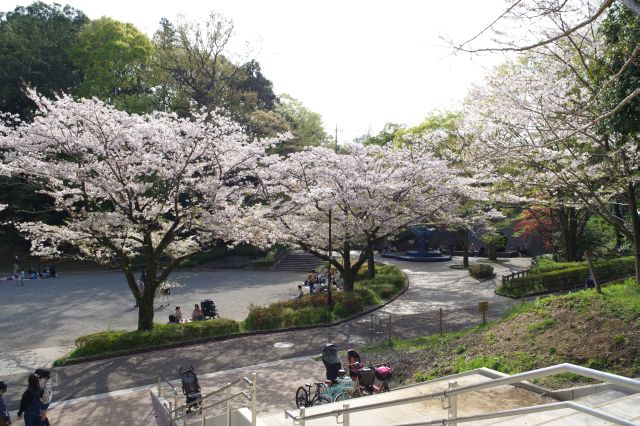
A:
[244,264,405,331]
[469,263,495,279]
[70,318,240,359]
[499,256,635,297]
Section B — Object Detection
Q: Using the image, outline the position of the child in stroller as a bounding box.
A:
[179,365,202,413]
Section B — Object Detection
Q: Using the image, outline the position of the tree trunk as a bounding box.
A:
[627,183,640,284]
[367,243,375,279]
[463,228,469,268]
[585,250,602,294]
[138,291,155,330]
[488,244,497,260]
[342,241,354,291]
[558,207,579,261]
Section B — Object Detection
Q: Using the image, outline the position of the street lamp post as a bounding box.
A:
[328,209,333,307]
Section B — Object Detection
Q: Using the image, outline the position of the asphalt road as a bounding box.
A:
[0,268,306,375]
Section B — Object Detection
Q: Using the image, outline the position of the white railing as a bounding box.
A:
[160,373,257,426]
[284,363,640,426]
[157,373,180,420]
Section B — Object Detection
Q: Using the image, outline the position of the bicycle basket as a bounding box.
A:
[358,367,375,386]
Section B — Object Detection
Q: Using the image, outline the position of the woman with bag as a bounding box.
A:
[16,374,42,426]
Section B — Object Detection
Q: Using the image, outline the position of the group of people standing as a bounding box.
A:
[0,369,54,426]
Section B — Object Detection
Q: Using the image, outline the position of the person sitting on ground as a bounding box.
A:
[296,285,304,299]
[28,268,38,280]
[192,304,204,321]
[175,306,183,322]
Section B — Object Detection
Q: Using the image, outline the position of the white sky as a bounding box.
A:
[5,0,510,141]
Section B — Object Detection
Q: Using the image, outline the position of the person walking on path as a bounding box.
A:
[159,282,170,308]
[134,270,146,307]
[16,374,42,426]
[17,270,25,286]
[0,381,11,426]
[35,370,53,426]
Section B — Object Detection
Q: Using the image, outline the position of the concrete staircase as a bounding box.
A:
[261,367,640,425]
[272,250,322,272]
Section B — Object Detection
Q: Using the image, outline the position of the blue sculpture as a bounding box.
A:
[382,226,452,262]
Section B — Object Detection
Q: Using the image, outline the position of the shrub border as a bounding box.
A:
[496,275,633,299]
[58,272,410,366]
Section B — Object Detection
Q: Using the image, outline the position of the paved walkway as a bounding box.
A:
[1,256,531,415]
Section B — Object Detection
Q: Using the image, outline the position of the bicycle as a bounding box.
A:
[353,363,392,396]
[295,379,352,408]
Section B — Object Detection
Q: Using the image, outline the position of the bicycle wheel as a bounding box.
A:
[312,395,331,406]
[351,386,368,398]
[381,382,390,392]
[295,387,309,408]
[334,392,348,402]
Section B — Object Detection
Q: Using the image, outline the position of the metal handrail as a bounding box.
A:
[200,391,250,413]
[173,391,250,422]
[392,401,637,426]
[158,373,178,395]
[284,363,640,423]
[169,376,249,413]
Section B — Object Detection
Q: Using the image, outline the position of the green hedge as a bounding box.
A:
[244,264,405,331]
[69,318,240,359]
[469,264,495,279]
[498,256,635,297]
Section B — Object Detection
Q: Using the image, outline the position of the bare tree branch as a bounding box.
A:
[455,0,615,53]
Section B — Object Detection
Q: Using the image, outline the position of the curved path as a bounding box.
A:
[1,256,530,407]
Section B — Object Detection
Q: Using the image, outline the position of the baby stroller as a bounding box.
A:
[201,299,218,319]
[322,343,342,382]
[179,365,202,413]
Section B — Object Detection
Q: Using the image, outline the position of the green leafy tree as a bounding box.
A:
[153,14,277,121]
[70,17,156,114]
[247,109,290,139]
[274,94,329,154]
[0,1,88,118]
[362,123,404,146]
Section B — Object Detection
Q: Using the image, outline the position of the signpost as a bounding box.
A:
[479,301,489,325]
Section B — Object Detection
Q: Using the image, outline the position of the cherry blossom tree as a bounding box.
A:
[0,91,282,330]
[461,18,640,281]
[454,0,640,144]
[257,141,483,290]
